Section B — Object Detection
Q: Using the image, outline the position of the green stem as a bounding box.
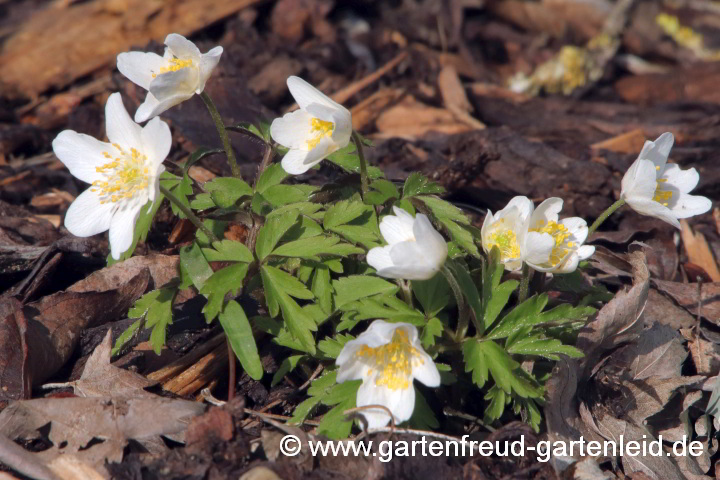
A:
[398,280,413,307]
[518,263,534,303]
[200,91,241,179]
[351,131,369,196]
[159,184,220,243]
[441,264,469,341]
[587,199,626,236]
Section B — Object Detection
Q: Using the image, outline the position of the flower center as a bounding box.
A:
[307,118,334,150]
[653,179,672,206]
[91,144,150,204]
[152,58,194,78]
[356,329,423,391]
[531,220,574,266]
[487,224,521,260]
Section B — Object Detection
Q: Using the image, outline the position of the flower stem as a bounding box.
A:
[518,263,534,303]
[200,91,241,179]
[159,184,220,243]
[441,264,469,340]
[398,280,413,307]
[351,131,369,197]
[587,199,626,236]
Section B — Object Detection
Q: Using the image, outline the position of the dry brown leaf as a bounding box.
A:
[438,65,472,114]
[610,323,687,380]
[350,88,405,131]
[0,396,205,468]
[374,95,472,140]
[45,330,155,398]
[653,280,720,323]
[0,298,30,401]
[591,129,648,154]
[0,0,263,98]
[680,220,720,282]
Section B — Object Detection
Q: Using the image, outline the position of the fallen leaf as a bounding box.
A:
[591,129,648,154]
[680,220,720,282]
[0,298,30,401]
[653,280,720,324]
[45,330,155,398]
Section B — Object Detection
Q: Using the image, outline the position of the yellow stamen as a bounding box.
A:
[355,329,423,391]
[94,146,151,204]
[306,118,334,150]
[487,228,521,260]
[152,58,194,78]
[653,182,673,205]
[530,220,575,267]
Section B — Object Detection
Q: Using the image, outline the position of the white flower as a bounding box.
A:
[270,76,352,175]
[366,207,448,280]
[336,320,440,429]
[117,33,223,123]
[525,198,594,273]
[620,132,712,228]
[481,196,555,272]
[52,93,170,259]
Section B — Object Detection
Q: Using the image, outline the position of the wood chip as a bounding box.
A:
[680,220,720,282]
[0,0,263,98]
[591,128,648,154]
[374,95,472,140]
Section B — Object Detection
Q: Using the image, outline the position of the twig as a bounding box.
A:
[227,340,236,402]
[297,364,324,392]
[0,433,60,480]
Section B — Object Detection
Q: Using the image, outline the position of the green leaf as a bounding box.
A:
[263,184,315,207]
[365,179,400,206]
[179,242,214,290]
[316,397,355,439]
[507,336,584,360]
[261,266,317,353]
[227,121,271,143]
[129,287,175,355]
[161,173,193,218]
[326,143,384,178]
[255,163,289,194]
[463,339,543,398]
[444,258,483,325]
[418,196,469,224]
[421,317,444,349]
[272,355,305,387]
[255,210,299,260]
[537,303,596,324]
[200,263,248,322]
[189,193,215,210]
[111,319,143,356]
[182,147,224,174]
[412,274,450,316]
[312,265,333,314]
[483,280,519,329]
[332,275,398,309]
[219,300,263,380]
[202,239,254,263]
[205,177,253,208]
[318,333,355,358]
[272,236,339,259]
[441,220,480,257]
[484,386,506,422]
[485,294,549,340]
[402,173,445,197]
[409,389,440,430]
[324,199,369,229]
[290,396,322,424]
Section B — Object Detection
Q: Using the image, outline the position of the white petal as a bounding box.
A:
[164,33,201,58]
[280,136,335,175]
[638,132,673,170]
[116,51,166,91]
[413,214,448,267]
[553,252,580,274]
[480,210,495,253]
[390,241,440,280]
[336,356,367,383]
[356,381,416,428]
[270,109,314,149]
[523,231,554,265]
[105,93,143,151]
[64,189,115,237]
[669,193,712,219]
[52,131,111,184]
[379,208,416,245]
[287,76,345,112]
[367,245,395,272]
[662,164,700,194]
[624,196,681,228]
[560,217,588,244]
[391,386,417,425]
[197,46,222,94]
[108,204,142,259]
[530,197,563,226]
[330,108,352,148]
[412,353,441,387]
[141,117,172,170]
[134,91,193,123]
[621,158,657,201]
[149,67,198,100]
[501,196,534,221]
[576,245,595,260]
